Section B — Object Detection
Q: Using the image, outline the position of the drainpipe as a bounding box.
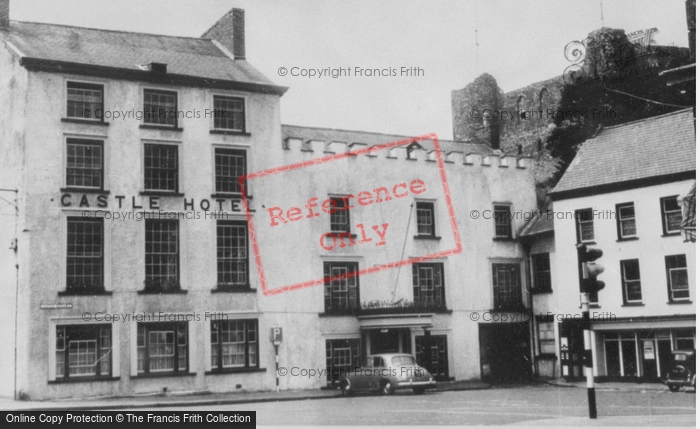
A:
[523,240,539,378]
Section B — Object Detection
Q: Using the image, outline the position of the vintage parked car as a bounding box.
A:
[664,350,696,392]
[339,353,436,396]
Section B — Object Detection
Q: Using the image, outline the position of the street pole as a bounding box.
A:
[275,344,279,393]
[581,292,597,419]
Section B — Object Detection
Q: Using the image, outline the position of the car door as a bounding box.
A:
[353,357,373,390]
[367,356,384,390]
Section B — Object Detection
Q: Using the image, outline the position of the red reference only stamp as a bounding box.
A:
[240,133,461,296]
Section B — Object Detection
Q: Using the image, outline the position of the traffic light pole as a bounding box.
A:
[581,292,597,419]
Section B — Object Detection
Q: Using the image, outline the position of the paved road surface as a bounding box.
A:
[148,384,696,426]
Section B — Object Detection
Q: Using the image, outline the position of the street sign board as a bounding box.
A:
[270,327,283,344]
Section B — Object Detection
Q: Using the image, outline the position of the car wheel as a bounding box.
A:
[668,385,680,392]
[413,387,425,395]
[340,380,353,397]
[381,381,395,395]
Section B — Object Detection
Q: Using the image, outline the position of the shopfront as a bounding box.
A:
[593,316,695,381]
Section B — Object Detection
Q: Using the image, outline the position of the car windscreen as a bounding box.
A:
[392,356,416,365]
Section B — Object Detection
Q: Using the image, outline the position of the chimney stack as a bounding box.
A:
[202,8,246,60]
[0,0,9,31]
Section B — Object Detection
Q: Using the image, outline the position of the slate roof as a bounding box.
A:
[0,21,279,89]
[551,109,696,197]
[281,124,497,155]
[519,205,554,238]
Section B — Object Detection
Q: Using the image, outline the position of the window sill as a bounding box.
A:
[616,237,639,242]
[489,307,528,313]
[327,232,357,238]
[414,235,441,240]
[578,241,597,245]
[536,354,558,361]
[58,289,113,296]
[60,188,110,194]
[139,124,183,132]
[667,300,693,305]
[139,191,185,197]
[138,289,188,295]
[211,286,257,293]
[492,237,515,242]
[61,118,110,126]
[49,376,120,384]
[205,367,266,375]
[318,311,359,317]
[210,130,251,136]
[131,372,196,379]
[211,194,253,199]
[621,302,644,307]
[661,232,682,237]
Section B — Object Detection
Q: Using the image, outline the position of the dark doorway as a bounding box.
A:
[416,334,449,380]
[560,320,585,381]
[620,336,638,377]
[367,329,411,355]
[639,334,658,379]
[658,338,673,379]
[478,323,531,382]
[604,340,621,376]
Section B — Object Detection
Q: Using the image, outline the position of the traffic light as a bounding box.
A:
[576,244,605,295]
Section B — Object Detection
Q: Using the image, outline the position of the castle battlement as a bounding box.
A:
[282,135,533,170]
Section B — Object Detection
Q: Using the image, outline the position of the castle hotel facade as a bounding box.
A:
[0,3,540,400]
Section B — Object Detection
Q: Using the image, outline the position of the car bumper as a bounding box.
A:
[397,380,437,388]
[664,379,692,386]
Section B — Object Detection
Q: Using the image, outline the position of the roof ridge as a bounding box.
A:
[282,124,412,138]
[599,108,694,132]
[10,20,208,42]
[281,124,490,147]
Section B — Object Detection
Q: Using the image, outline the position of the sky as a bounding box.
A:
[9,0,691,140]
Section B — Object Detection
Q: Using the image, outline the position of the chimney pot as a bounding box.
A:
[147,62,167,73]
[202,8,246,60]
[0,0,9,31]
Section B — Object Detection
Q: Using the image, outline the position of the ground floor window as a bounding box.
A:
[415,334,449,380]
[675,329,695,350]
[137,322,188,374]
[55,324,111,380]
[325,339,361,385]
[601,329,695,379]
[603,332,638,377]
[210,319,258,370]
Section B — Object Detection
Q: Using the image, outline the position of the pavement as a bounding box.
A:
[0,379,490,411]
[540,378,691,393]
[0,378,687,411]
